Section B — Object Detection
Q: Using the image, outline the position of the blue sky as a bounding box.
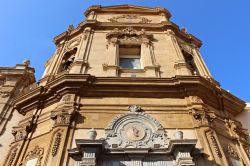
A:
[0,0,249,102]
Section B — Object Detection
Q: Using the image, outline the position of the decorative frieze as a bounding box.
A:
[108,14,152,23]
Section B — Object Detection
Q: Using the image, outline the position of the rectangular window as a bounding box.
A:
[119,45,141,69]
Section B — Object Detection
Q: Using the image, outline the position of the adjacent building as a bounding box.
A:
[1,5,250,166]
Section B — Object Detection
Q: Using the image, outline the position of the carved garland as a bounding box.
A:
[108,14,152,23]
[51,132,62,157]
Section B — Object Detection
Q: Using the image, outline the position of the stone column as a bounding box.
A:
[191,46,212,78]
[70,27,92,74]
[141,39,157,77]
[103,38,119,76]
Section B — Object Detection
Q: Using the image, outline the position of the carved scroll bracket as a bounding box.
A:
[189,108,215,127]
[12,120,35,142]
[225,119,249,142]
[51,109,75,127]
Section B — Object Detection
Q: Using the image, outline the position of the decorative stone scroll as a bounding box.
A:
[51,110,75,127]
[189,108,215,126]
[104,105,169,149]
[108,14,152,23]
[24,146,44,166]
[176,38,193,55]
[225,119,249,142]
[106,27,153,46]
[12,120,34,142]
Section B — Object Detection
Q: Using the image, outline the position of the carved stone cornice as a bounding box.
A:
[13,74,245,116]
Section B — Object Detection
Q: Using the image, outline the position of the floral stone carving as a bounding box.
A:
[106,27,153,46]
[104,106,169,149]
[24,146,44,166]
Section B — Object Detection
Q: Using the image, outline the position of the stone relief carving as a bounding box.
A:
[0,87,13,98]
[106,27,153,46]
[225,119,249,142]
[65,37,81,51]
[189,108,215,126]
[104,105,169,149]
[190,96,203,104]
[24,146,44,166]
[207,131,222,158]
[51,132,62,157]
[128,105,142,112]
[225,145,239,160]
[12,120,34,142]
[7,147,18,166]
[51,110,75,127]
[108,14,152,23]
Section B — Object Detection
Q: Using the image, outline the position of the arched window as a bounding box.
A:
[182,50,199,75]
[62,48,77,71]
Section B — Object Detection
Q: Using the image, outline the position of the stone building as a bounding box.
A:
[0,61,35,165]
[1,4,250,166]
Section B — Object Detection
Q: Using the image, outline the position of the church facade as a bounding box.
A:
[1,5,250,166]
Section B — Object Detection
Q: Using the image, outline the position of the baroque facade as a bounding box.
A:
[1,4,250,166]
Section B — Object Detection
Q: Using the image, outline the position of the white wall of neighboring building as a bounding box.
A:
[236,103,250,141]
